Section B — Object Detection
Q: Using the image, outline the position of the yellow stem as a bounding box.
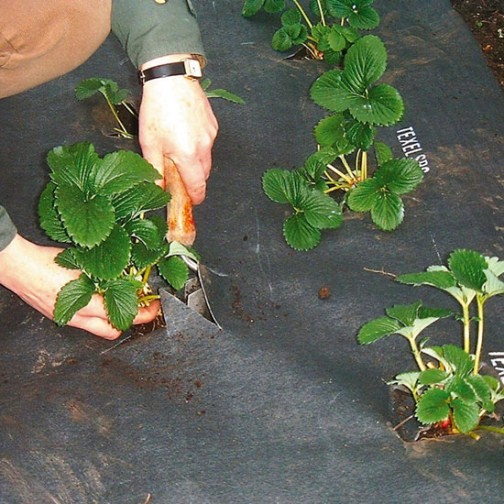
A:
[361,151,368,180]
[462,303,471,354]
[326,165,353,185]
[473,296,486,374]
[316,0,326,25]
[292,0,313,29]
[339,155,355,179]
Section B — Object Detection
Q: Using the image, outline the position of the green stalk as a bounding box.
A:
[316,0,326,25]
[475,425,504,436]
[407,334,427,372]
[292,0,313,29]
[461,302,471,354]
[104,95,130,136]
[473,296,486,374]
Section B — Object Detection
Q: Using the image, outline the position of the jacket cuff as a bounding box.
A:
[112,0,206,69]
[0,206,17,252]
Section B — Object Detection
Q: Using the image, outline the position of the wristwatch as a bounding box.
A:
[138,58,203,85]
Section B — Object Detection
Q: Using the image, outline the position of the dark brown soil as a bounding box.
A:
[451,0,504,88]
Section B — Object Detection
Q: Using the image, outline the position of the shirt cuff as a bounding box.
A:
[111,0,206,69]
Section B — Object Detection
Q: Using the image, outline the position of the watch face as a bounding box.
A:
[184,59,202,79]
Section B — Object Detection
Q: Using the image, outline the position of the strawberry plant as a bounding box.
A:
[75,78,137,139]
[38,142,197,331]
[357,249,504,438]
[242,0,379,62]
[75,77,244,139]
[263,33,423,250]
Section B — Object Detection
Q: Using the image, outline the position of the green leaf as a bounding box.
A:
[346,177,381,212]
[158,256,189,291]
[327,26,347,52]
[346,120,374,150]
[262,168,292,204]
[272,24,308,51]
[395,270,457,290]
[48,142,99,191]
[447,376,477,403]
[242,0,265,17]
[416,388,450,425]
[343,35,387,92]
[205,88,245,104]
[465,374,493,407]
[448,249,488,292]
[442,344,474,377]
[348,84,404,126]
[373,141,393,165]
[38,182,71,243]
[386,302,421,327]
[370,190,404,231]
[55,248,80,270]
[112,182,170,221]
[302,190,343,229]
[125,217,165,250]
[94,151,160,196]
[56,185,115,247]
[74,225,131,280]
[310,70,345,112]
[418,368,449,385]
[54,275,96,326]
[347,4,380,30]
[451,398,480,433]
[281,8,300,24]
[283,214,321,251]
[374,158,424,195]
[103,279,139,331]
[314,114,349,149]
[75,78,129,104]
[132,241,169,270]
[264,0,285,13]
[357,316,402,344]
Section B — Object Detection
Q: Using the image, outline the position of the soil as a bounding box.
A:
[451,0,504,89]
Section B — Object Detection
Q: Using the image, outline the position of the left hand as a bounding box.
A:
[138,55,218,205]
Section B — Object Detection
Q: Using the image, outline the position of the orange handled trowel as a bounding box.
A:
[163,158,224,329]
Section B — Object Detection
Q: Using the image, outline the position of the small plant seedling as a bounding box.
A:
[38,142,197,331]
[76,78,137,139]
[242,0,379,62]
[76,77,245,138]
[263,34,423,250]
[357,249,504,438]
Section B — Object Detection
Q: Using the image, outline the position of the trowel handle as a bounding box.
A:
[164,157,196,246]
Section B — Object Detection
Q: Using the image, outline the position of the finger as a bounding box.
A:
[177,157,210,205]
[69,314,122,340]
[140,144,166,190]
[133,300,161,325]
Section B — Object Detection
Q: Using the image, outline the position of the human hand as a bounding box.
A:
[0,235,160,339]
[138,55,218,205]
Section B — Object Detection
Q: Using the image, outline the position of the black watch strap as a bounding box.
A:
[138,59,202,85]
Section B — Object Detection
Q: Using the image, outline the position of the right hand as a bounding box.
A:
[0,234,160,339]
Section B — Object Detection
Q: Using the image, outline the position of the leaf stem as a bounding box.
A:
[473,296,486,374]
[462,302,471,354]
[407,334,427,372]
[339,155,355,179]
[104,95,130,136]
[316,0,326,25]
[325,165,353,185]
[475,424,504,435]
[292,0,313,29]
[361,151,368,180]
[138,294,160,306]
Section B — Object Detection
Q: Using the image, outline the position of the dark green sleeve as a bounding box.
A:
[0,206,17,252]
[111,0,205,69]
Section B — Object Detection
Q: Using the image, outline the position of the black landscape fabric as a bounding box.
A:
[0,0,503,502]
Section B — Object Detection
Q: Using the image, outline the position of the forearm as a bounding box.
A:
[111,0,205,69]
